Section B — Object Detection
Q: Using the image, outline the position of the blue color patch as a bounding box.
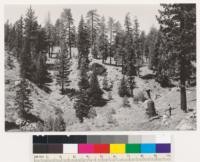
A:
[141,144,156,153]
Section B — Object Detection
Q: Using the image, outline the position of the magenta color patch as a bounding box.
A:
[78,144,94,153]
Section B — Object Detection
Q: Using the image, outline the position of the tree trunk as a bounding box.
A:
[179,13,187,113]
[91,14,94,55]
[122,55,124,74]
[130,88,134,97]
[180,70,187,112]
[109,24,112,65]
[49,45,51,58]
[69,23,72,58]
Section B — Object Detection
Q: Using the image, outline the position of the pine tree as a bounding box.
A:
[124,13,137,97]
[77,16,90,69]
[56,41,71,94]
[60,8,74,58]
[108,17,115,64]
[86,9,100,57]
[53,19,62,46]
[87,70,103,106]
[139,31,146,63]
[6,23,17,51]
[113,30,125,68]
[21,6,38,79]
[133,17,142,76]
[78,57,90,91]
[45,12,54,58]
[15,78,33,121]
[154,32,171,87]
[14,16,24,59]
[97,16,108,63]
[4,20,11,46]
[102,74,109,91]
[74,91,91,123]
[145,27,159,69]
[157,4,196,112]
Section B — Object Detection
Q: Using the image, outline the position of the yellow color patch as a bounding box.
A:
[110,144,125,154]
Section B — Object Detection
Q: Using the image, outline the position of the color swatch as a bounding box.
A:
[33,135,171,154]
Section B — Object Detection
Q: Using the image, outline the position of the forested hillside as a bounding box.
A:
[5,4,196,131]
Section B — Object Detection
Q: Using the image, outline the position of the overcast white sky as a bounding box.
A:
[4,4,161,33]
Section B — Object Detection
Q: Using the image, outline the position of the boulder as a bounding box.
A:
[89,63,107,75]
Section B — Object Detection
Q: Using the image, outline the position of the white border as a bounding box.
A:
[0,0,199,162]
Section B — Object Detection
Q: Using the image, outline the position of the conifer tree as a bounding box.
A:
[77,16,90,69]
[118,76,130,97]
[4,20,11,46]
[113,28,125,68]
[45,12,54,57]
[86,9,100,57]
[145,27,158,69]
[56,41,71,94]
[14,16,24,59]
[102,74,109,91]
[133,17,142,76]
[21,6,38,79]
[108,17,115,64]
[78,58,90,91]
[15,78,33,121]
[98,16,109,63]
[124,13,137,97]
[61,8,74,58]
[74,91,91,123]
[157,4,196,112]
[87,70,103,106]
[139,31,146,63]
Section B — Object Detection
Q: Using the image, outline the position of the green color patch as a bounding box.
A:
[126,144,141,153]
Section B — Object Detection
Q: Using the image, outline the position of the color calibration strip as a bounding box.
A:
[33,135,171,154]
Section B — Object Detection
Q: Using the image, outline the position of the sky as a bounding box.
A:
[4,4,161,33]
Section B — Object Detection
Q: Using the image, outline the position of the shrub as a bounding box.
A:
[118,77,131,97]
[156,73,171,87]
[87,71,103,106]
[134,91,147,103]
[122,96,130,107]
[74,91,91,123]
[89,63,107,75]
[43,115,66,131]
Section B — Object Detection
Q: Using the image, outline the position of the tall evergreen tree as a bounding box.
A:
[124,13,136,97]
[45,12,54,57]
[4,20,11,46]
[157,4,196,112]
[15,78,33,121]
[74,91,91,123]
[77,16,90,69]
[133,17,142,76]
[146,27,159,69]
[139,31,146,63]
[113,21,123,65]
[118,76,130,97]
[61,8,74,58]
[86,9,100,57]
[32,27,49,87]
[14,16,24,59]
[97,16,108,63]
[87,70,103,106]
[108,17,115,64]
[53,19,62,46]
[113,31,126,67]
[21,6,38,79]
[56,41,71,94]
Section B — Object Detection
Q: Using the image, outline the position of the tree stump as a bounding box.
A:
[146,99,157,117]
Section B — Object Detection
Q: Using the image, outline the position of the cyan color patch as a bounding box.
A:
[141,144,156,153]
